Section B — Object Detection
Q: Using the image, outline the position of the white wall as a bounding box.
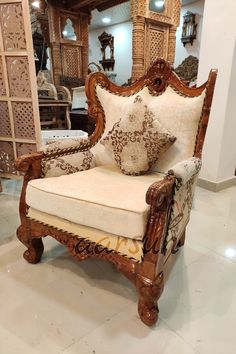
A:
[89,21,133,85]
[174,0,205,68]
[197,0,236,182]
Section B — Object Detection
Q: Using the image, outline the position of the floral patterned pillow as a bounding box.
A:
[100,95,176,175]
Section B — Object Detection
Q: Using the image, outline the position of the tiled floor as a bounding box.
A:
[0,178,236,354]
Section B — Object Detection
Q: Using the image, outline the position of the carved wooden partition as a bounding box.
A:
[0,0,41,178]
[47,4,89,86]
[131,0,181,81]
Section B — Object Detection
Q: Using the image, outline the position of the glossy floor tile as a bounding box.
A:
[0,178,236,354]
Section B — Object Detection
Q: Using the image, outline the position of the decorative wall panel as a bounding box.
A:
[61,45,82,78]
[149,29,165,65]
[0,3,26,51]
[0,142,16,174]
[12,102,35,139]
[48,5,89,85]
[7,56,31,97]
[0,57,6,96]
[16,142,37,157]
[0,102,11,137]
[0,0,41,178]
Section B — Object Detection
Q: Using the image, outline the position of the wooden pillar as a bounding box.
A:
[132,16,146,82]
[81,15,89,81]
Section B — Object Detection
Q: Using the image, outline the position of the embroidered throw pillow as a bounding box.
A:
[100,95,176,175]
[40,137,95,178]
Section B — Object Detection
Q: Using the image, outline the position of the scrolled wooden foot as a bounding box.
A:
[17,225,44,264]
[138,297,159,326]
[23,238,44,264]
[137,272,164,326]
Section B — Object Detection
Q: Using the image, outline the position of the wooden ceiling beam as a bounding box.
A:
[67,0,98,9]
[97,0,129,12]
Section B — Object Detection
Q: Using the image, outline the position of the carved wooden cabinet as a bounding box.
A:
[47,3,89,86]
[131,0,181,81]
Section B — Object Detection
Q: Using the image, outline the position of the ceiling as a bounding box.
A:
[89,1,130,31]
[89,0,201,31]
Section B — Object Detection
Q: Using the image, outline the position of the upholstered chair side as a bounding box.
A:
[15,138,94,263]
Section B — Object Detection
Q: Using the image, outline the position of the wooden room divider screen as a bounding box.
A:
[0,0,41,178]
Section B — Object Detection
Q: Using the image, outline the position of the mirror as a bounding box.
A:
[149,0,165,13]
[62,18,77,41]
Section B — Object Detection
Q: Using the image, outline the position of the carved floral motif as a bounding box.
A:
[0,3,26,51]
[7,57,31,97]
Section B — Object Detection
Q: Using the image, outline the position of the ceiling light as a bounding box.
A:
[155,0,164,7]
[32,1,40,8]
[102,17,111,24]
[225,248,236,259]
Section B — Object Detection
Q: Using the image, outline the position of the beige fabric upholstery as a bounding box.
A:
[93,85,205,172]
[27,208,143,262]
[26,165,163,240]
[166,158,201,246]
[92,86,147,166]
[40,137,95,178]
[100,95,176,175]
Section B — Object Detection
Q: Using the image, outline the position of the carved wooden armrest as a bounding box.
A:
[15,152,44,176]
[56,85,72,102]
[146,175,175,210]
[167,157,202,188]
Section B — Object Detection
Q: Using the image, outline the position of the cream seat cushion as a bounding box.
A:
[93,85,205,172]
[26,165,163,240]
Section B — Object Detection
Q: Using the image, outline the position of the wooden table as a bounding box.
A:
[39,99,71,129]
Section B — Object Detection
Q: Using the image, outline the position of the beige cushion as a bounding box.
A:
[93,85,205,172]
[27,208,144,263]
[100,95,176,175]
[40,138,95,178]
[26,165,163,240]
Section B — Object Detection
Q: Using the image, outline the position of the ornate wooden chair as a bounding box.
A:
[16,59,217,326]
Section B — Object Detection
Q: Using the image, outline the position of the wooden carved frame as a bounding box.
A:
[16,59,217,326]
[131,0,181,81]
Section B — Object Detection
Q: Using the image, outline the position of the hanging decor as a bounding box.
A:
[98,32,115,71]
[181,11,197,46]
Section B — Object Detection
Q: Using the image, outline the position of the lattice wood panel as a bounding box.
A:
[0,101,11,137]
[146,25,168,71]
[0,0,41,178]
[0,57,6,95]
[12,102,35,139]
[61,45,82,78]
[149,30,165,64]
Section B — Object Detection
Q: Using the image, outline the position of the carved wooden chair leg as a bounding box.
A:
[178,230,186,247]
[17,225,44,264]
[136,271,164,326]
[172,230,186,254]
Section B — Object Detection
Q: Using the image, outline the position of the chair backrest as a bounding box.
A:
[85,59,217,172]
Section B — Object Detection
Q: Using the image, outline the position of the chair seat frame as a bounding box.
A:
[15,59,217,326]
